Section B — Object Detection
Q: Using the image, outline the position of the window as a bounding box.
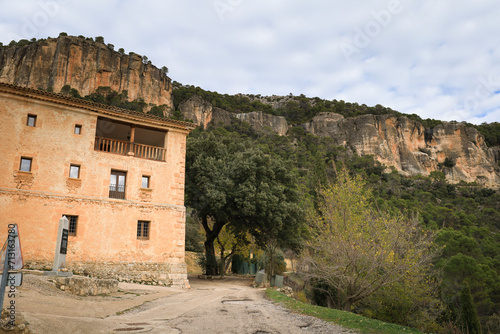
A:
[109,170,126,199]
[74,125,82,134]
[137,221,150,240]
[69,165,80,179]
[27,114,37,127]
[141,175,150,188]
[65,215,78,236]
[19,157,32,172]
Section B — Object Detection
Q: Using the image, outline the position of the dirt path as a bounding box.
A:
[14,273,352,334]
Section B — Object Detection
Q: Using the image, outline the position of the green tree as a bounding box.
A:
[460,284,482,334]
[303,168,438,311]
[185,130,304,275]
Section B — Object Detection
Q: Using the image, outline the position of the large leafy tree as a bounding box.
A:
[303,168,438,311]
[185,129,304,275]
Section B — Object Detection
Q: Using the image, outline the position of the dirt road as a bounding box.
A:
[16,275,347,334]
[15,273,352,334]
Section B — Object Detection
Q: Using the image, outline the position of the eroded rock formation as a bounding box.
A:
[235,111,288,136]
[179,96,499,186]
[178,96,232,128]
[302,113,500,187]
[0,36,172,107]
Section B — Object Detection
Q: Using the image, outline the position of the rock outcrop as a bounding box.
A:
[180,96,499,186]
[302,113,500,187]
[178,95,232,128]
[235,111,288,136]
[0,36,172,107]
[179,95,213,128]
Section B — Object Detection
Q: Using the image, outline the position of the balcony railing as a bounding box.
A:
[94,137,166,161]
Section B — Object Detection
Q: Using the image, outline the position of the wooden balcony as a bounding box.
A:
[94,137,166,161]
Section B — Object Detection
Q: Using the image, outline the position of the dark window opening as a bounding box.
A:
[109,170,126,199]
[74,125,82,134]
[137,221,150,240]
[65,215,78,236]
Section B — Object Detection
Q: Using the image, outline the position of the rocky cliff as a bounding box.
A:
[235,111,288,136]
[180,95,499,187]
[0,36,172,108]
[178,96,232,128]
[302,113,500,187]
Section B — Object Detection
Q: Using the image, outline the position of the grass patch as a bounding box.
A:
[266,289,423,334]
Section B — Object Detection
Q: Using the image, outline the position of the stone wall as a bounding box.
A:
[26,260,189,288]
[51,276,119,296]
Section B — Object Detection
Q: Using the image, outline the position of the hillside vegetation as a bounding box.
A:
[172,83,500,147]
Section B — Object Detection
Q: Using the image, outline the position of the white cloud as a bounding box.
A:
[0,0,499,124]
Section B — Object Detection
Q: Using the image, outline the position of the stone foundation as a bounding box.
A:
[51,276,119,296]
[25,260,190,288]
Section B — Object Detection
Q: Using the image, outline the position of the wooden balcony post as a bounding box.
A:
[127,126,136,156]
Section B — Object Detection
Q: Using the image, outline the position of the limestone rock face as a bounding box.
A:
[0,36,172,107]
[490,147,500,165]
[179,95,500,186]
[179,95,213,128]
[178,96,232,128]
[301,112,345,137]
[212,107,233,127]
[301,113,500,187]
[235,111,288,136]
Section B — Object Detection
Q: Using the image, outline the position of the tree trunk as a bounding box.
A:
[218,238,225,277]
[204,237,218,276]
[201,216,225,276]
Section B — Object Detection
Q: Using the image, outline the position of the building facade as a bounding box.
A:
[0,83,195,287]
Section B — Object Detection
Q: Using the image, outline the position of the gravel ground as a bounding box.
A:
[12,272,355,334]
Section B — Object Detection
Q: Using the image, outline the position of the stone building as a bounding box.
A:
[0,83,195,287]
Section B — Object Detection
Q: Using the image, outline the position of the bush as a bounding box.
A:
[258,247,287,277]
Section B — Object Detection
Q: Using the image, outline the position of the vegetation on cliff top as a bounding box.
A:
[172,83,500,148]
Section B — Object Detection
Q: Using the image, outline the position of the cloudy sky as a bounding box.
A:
[1,0,499,124]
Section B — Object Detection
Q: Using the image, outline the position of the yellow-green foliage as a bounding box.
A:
[304,168,437,312]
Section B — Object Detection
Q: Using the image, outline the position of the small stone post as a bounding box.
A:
[44,216,72,277]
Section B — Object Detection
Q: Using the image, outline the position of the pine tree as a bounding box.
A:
[460,284,482,334]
